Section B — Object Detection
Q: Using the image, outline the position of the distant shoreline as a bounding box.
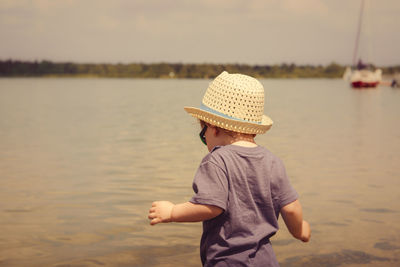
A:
[1,60,399,79]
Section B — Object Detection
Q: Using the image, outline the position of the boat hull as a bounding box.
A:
[351,81,379,88]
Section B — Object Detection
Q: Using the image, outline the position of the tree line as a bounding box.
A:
[1,60,399,79]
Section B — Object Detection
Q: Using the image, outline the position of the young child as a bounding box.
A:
[148,71,310,266]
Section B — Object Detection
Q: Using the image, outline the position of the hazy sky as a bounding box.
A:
[1,0,399,66]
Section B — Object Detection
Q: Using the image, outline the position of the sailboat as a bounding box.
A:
[343,0,382,88]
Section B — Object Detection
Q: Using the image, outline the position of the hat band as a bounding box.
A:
[200,103,261,125]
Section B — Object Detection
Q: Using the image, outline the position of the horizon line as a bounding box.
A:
[1,58,399,68]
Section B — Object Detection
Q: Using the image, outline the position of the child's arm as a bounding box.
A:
[148,201,223,225]
[280,199,311,242]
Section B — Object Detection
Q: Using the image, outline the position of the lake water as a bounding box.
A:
[0,78,399,267]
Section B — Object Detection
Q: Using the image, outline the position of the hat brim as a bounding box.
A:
[184,106,273,134]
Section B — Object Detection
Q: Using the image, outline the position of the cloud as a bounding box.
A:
[0,0,399,65]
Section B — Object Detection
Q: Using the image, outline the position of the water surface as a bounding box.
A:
[0,78,399,266]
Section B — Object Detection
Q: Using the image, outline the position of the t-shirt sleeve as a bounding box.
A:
[270,157,298,212]
[189,160,228,211]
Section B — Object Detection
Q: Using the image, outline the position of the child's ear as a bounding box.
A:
[213,127,220,136]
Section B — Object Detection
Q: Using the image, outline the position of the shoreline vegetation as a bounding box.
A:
[1,59,399,79]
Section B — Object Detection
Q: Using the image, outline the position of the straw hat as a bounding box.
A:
[184,71,273,134]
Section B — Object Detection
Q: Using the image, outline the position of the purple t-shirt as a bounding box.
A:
[190,145,298,267]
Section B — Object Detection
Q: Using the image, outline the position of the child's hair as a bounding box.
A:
[199,120,256,139]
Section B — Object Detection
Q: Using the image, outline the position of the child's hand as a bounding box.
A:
[148,201,174,225]
[300,220,311,242]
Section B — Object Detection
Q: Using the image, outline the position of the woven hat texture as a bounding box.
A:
[184,71,273,134]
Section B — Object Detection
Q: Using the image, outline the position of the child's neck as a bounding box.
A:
[218,130,257,147]
[231,140,257,147]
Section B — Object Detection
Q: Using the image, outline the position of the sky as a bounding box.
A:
[0,0,399,66]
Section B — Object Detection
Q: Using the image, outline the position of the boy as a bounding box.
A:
[148,71,310,266]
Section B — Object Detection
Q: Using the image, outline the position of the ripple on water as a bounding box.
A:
[272,239,296,246]
[4,209,34,213]
[360,208,397,213]
[374,241,400,251]
[280,249,391,267]
[324,221,349,227]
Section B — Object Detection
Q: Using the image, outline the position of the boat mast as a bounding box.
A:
[352,0,365,67]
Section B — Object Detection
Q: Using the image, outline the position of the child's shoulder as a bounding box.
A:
[206,145,278,161]
[200,145,287,177]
